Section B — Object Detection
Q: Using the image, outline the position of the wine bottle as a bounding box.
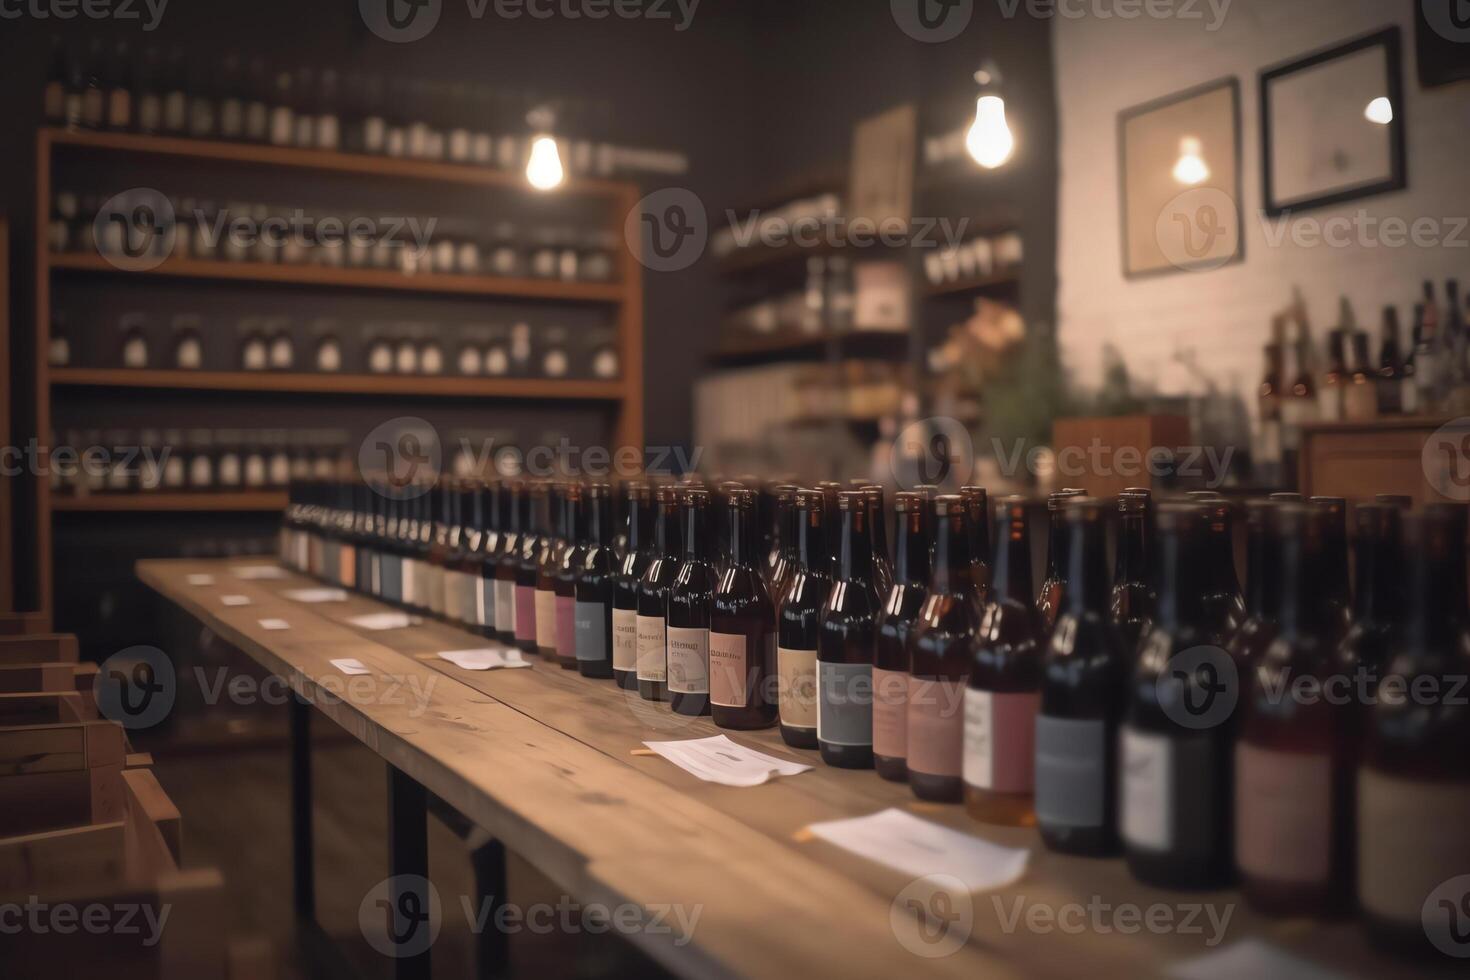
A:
[1109,489,1154,656]
[1226,499,1281,669]
[613,483,653,690]
[873,492,931,781]
[1237,503,1351,915]
[1335,503,1404,728]
[766,485,799,615]
[966,495,1043,825]
[1197,495,1246,644]
[1038,497,1125,855]
[1310,496,1353,646]
[513,483,544,654]
[554,483,585,670]
[535,484,564,660]
[474,480,500,639]
[817,491,880,768]
[777,490,830,749]
[864,485,894,599]
[669,489,716,716]
[906,494,973,799]
[710,488,778,729]
[575,484,616,679]
[636,485,683,702]
[1121,503,1233,889]
[960,485,993,603]
[493,481,522,644]
[1037,489,1084,631]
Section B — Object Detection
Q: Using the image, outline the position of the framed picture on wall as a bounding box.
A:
[1118,77,1243,279]
[1261,27,1407,217]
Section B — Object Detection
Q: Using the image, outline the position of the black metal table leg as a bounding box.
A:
[388,764,432,980]
[290,693,315,922]
[471,834,509,979]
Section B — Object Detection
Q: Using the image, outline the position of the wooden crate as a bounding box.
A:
[1051,414,1193,500]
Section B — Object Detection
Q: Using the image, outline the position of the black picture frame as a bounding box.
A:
[1260,27,1407,218]
[1117,76,1243,280]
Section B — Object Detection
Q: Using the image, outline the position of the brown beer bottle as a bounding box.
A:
[765,485,798,616]
[710,488,778,730]
[1037,489,1084,632]
[777,490,831,749]
[864,485,894,599]
[907,495,975,800]
[1335,503,1404,734]
[1198,496,1246,645]
[611,482,652,690]
[1310,496,1353,646]
[873,492,931,781]
[960,485,993,603]
[816,491,880,769]
[1109,490,1154,656]
[553,482,585,670]
[636,485,683,702]
[668,489,716,716]
[965,496,1043,826]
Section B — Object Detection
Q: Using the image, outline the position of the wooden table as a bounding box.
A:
[138,558,1441,980]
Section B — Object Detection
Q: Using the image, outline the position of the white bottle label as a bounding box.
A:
[1121,726,1173,853]
[666,626,709,695]
[535,589,557,650]
[636,614,666,682]
[613,607,638,672]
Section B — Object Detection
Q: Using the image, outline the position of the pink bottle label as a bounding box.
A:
[555,595,577,661]
[514,585,536,642]
[907,677,966,778]
[963,689,1040,793]
[871,668,908,760]
[1236,742,1332,884]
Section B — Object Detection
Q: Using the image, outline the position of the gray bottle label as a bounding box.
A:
[1035,716,1106,829]
[575,601,608,663]
[817,661,873,747]
[481,575,497,631]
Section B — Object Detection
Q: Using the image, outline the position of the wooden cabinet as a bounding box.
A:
[1298,418,1453,504]
[1050,415,1192,499]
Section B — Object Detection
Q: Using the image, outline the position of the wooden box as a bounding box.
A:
[1051,415,1193,500]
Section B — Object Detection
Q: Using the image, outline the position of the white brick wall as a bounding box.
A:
[1055,0,1470,414]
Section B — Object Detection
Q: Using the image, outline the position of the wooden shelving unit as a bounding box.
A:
[52,491,290,512]
[922,269,1020,298]
[711,326,908,366]
[32,127,646,619]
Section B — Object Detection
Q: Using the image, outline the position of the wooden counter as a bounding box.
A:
[138,558,1440,980]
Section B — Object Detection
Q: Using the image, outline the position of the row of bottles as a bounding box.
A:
[42,38,685,178]
[280,477,1469,956]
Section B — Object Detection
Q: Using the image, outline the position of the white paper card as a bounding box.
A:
[187,574,216,586]
[234,565,287,580]
[805,808,1029,892]
[641,734,813,788]
[329,658,372,676]
[259,619,291,631]
[1166,940,1344,980]
[285,588,348,603]
[438,648,532,671]
[348,611,415,631]
[220,594,252,607]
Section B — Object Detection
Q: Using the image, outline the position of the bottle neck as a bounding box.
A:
[991,510,1033,604]
[795,508,828,576]
[682,503,709,560]
[929,512,970,595]
[1155,523,1203,630]
[1205,510,1240,594]
[1276,521,1327,638]
[728,505,760,568]
[626,498,651,553]
[1044,508,1066,580]
[779,499,799,560]
[655,502,682,558]
[867,494,890,565]
[835,508,873,582]
[565,497,583,548]
[893,508,932,587]
[1114,511,1148,587]
[1063,515,1108,615]
[1354,519,1402,624]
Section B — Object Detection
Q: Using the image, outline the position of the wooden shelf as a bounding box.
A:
[50,252,625,303]
[52,491,288,513]
[922,269,1020,298]
[43,127,633,198]
[712,327,909,366]
[50,367,627,400]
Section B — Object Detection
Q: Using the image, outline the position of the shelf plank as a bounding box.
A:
[43,127,634,198]
[922,270,1020,298]
[50,367,627,401]
[49,252,625,303]
[712,327,909,365]
[52,492,288,513]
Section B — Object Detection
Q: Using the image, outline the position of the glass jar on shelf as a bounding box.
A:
[419,330,445,376]
[243,432,268,489]
[541,325,570,379]
[216,430,244,489]
[266,318,295,371]
[556,230,580,281]
[366,331,394,374]
[394,330,419,374]
[588,327,620,380]
[160,428,187,490]
[489,223,520,278]
[458,325,489,376]
[251,204,279,265]
[104,429,134,494]
[186,429,215,490]
[266,431,292,487]
[580,230,617,283]
[138,429,165,492]
[509,321,533,377]
[288,431,313,483]
[48,310,71,368]
[311,320,343,373]
[432,233,456,275]
[221,202,253,263]
[280,209,310,266]
[48,190,77,253]
[484,326,510,377]
[172,314,204,370]
[529,229,559,279]
[240,318,269,371]
[120,313,150,369]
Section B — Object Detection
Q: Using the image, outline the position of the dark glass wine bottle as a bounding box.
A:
[817,491,880,768]
[575,484,616,679]
[1198,496,1246,645]
[906,495,973,799]
[1226,499,1280,670]
[1037,489,1084,632]
[636,485,683,702]
[966,495,1043,825]
[873,492,931,781]
[710,488,777,729]
[513,482,544,654]
[669,489,716,716]
[766,486,798,616]
[494,480,523,644]
[1038,497,1125,855]
[1335,503,1404,737]
[1120,503,1233,889]
[425,478,452,620]
[1358,505,1470,956]
[455,480,486,632]
[612,482,653,690]
[1310,496,1353,646]
[960,485,992,604]
[777,490,830,749]
[553,483,585,670]
[1109,489,1154,657]
[863,485,894,599]
[534,483,564,660]
[1237,503,1351,915]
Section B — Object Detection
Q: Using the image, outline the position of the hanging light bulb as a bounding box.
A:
[966,63,1014,170]
[1364,97,1393,125]
[524,105,565,191]
[1172,136,1210,186]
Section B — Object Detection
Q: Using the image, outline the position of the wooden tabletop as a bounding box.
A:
[138,558,1441,980]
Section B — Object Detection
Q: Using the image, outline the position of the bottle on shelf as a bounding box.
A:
[965,495,1043,826]
[172,315,204,370]
[816,491,880,769]
[1320,323,1349,424]
[1236,502,1351,916]
[217,54,244,141]
[636,485,684,703]
[106,40,133,132]
[1357,505,1470,956]
[1258,323,1285,483]
[80,38,105,130]
[1281,308,1320,473]
[612,482,653,690]
[1120,503,1234,889]
[873,492,932,781]
[906,494,974,798]
[1375,306,1405,416]
[186,54,215,139]
[574,484,616,678]
[553,484,585,670]
[709,487,778,730]
[1038,497,1125,855]
[1109,489,1154,657]
[777,489,831,749]
[668,488,717,716]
